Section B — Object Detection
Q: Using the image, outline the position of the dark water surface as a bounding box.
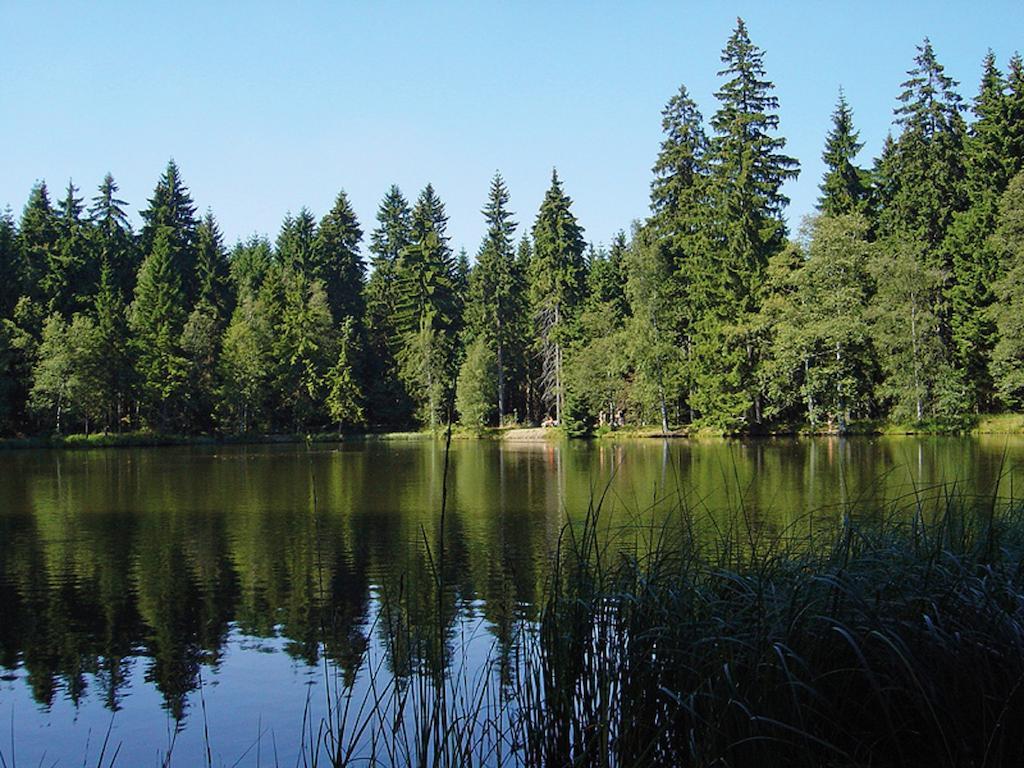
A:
[1,436,1022,765]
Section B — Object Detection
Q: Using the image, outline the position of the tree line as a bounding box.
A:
[1,18,1023,437]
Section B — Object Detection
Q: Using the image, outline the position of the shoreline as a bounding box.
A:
[0,414,1021,451]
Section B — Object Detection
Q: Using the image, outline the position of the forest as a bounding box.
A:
[1,18,1023,438]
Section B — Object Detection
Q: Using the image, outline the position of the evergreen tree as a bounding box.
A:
[466,172,521,424]
[92,263,133,431]
[989,170,1024,407]
[88,173,137,302]
[651,84,710,222]
[315,191,365,323]
[878,40,966,280]
[818,89,871,216]
[0,208,18,319]
[130,226,189,429]
[44,181,94,317]
[219,287,271,433]
[275,269,334,431]
[139,160,200,306]
[692,17,798,428]
[365,186,414,426]
[18,181,57,305]
[529,170,586,424]
[456,337,497,429]
[393,187,459,426]
[194,212,232,322]
[230,235,273,297]
[326,316,365,432]
[275,208,318,274]
[624,227,685,432]
[180,299,223,431]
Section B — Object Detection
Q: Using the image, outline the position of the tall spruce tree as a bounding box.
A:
[692,17,799,428]
[0,208,18,319]
[818,89,870,216]
[194,212,232,322]
[877,40,969,409]
[92,262,133,431]
[45,181,94,317]
[88,173,137,302]
[315,191,365,324]
[529,170,586,424]
[275,208,318,275]
[18,181,58,307]
[647,83,710,424]
[466,172,521,424]
[130,226,188,429]
[365,185,414,426]
[989,170,1024,407]
[139,160,200,307]
[393,186,459,425]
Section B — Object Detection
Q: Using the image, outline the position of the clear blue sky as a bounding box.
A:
[2,1,1021,256]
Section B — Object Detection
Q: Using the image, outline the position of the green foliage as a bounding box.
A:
[130,226,188,429]
[326,317,365,431]
[29,313,103,433]
[315,191,365,323]
[139,160,199,305]
[818,90,871,216]
[869,239,961,421]
[989,170,1024,407]
[456,336,497,429]
[465,172,525,424]
[18,181,57,304]
[766,215,876,430]
[530,170,586,424]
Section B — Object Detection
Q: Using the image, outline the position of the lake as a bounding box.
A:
[1,436,1022,766]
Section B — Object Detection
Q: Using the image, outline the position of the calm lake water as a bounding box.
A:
[1,436,1022,766]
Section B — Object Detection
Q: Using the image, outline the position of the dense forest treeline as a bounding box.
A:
[2,19,1023,437]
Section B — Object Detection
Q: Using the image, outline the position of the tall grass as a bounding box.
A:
[300,480,1024,768]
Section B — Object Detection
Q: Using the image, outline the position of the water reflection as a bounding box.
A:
[0,436,1021,722]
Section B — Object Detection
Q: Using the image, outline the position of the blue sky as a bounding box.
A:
[2,1,1022,256]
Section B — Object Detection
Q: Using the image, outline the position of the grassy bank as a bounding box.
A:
[2,413,1022,450]
[288,489,1024,767]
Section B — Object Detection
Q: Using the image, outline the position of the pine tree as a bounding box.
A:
[880,39,966,258]
[88,173,137,302]
[945,53,1011,409]
[529,170,586,424]
[44,181,94,317]
[275,208,318,274]
[393,186,459,425]
[646,83,710,424]
[18,181,58,305]
[466,172,521,425]
[818,89,871,216]
[651,84,709,223]
[989,170,1024,407]
[139,160,200,306]
[0,208,18,319]
[326,316,365,432]
[130,226,189,429]
[365,186,414,426]
[194,212,232,322]
[276,269,334,431]
[315,191,365,323]
[92,263,133,431]
[692,18,798,428]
